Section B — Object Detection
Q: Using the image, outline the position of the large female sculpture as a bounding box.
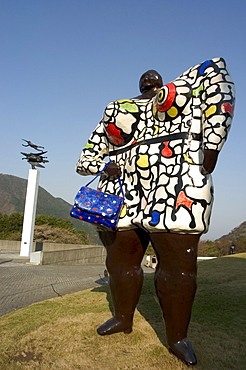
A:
[76,58,235,366]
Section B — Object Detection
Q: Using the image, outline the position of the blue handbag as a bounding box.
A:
[70,162,124,230]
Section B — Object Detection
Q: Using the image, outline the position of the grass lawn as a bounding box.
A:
[0,254,245,369]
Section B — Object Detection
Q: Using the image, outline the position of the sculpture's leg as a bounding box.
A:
[150,232,200,366]
[97,228,148,335]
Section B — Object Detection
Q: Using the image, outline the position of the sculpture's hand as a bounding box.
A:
[201,149,219,175]
[104,162,122,177]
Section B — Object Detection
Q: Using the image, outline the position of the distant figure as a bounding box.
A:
[145,254,151,267]
[151,255,157,269]
[230,244,235,254]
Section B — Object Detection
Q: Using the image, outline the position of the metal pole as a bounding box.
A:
[20,169,40,257]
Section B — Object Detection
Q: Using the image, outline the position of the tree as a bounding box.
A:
[0,213,89,244]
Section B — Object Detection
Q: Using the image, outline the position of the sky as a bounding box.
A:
[1,0,245,241]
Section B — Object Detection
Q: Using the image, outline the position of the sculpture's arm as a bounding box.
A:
[76,120,109,176]
[201,58,235,174]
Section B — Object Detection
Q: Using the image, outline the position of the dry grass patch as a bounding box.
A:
[1,294,185,370]
[10,312,184,370]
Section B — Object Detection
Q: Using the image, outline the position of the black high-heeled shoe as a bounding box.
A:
[169,337,197,366]
[97,316,133,336]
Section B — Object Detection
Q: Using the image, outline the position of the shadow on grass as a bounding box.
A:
[92,255,246,369]
[92,271,167,347]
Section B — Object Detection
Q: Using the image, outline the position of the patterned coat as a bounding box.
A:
[76,58,235,234]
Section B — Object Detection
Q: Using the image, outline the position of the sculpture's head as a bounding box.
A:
[139,70,163,94]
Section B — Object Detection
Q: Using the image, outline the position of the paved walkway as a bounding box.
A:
[0,251,153,317]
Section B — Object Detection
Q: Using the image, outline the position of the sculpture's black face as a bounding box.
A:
[139,70,163,94]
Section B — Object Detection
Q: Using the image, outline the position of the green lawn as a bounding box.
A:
[0,254,245,369]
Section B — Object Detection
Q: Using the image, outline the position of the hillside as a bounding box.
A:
[217,221,246,243]
[0,174,100,244]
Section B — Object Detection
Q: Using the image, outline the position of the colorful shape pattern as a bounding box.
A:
[76,58,235,235]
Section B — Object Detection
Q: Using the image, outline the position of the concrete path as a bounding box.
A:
[0,251,153,317]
